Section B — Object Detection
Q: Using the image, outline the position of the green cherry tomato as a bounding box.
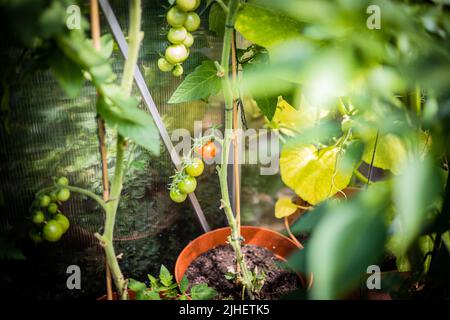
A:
[176,0,198,12]
[172,64,184,77]
[166,6,187,27]
[29,229,43,244]
[185,158,204,177]
[170,188,188,203]
[39,195,51,208]
[193,0,201,11]
[158,57,174,72]
[183,32,194,47]
[57,177,69,186]
[178,176,197,194]
[57,188,71,202]
[55,213,70,233]
[184,12,200,32]
[43,220,64,242]
[165,44,189,64]
[49,191,58,202]
[32,210,45,225]
[47,203,58,214]
[167,26,187,44]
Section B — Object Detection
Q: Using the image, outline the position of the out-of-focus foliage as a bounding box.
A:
[234,0,450,299]
[0,0,159,154]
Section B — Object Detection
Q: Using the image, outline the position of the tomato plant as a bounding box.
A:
[12,0,159,300]
[128,265,217,300]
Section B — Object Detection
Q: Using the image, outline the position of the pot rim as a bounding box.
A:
[174,225,299,283]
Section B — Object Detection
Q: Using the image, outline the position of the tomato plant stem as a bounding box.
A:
[215,0,229,13]
[101,0,142,300]
[218,0,255,300]
[121,0,142,95]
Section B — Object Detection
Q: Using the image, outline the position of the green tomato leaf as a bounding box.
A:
[159,265,173,287]
[280,144,353,205]
[179,275,189,293]
[136,290,161,300]
[169,60,221,104]
[49,51,84,99]
[274,198,298,219]
[96,95,160,154]
[190,283,218,300]
[99,33,114,60]
[235,3,303,48]
[209,3,226,37]
[128,279,147,293]
[147,274,159,290]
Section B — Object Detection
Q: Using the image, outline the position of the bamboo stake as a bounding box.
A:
[90,0,113,301]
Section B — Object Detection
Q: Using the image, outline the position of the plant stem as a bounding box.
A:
[215,0,229,13]
[415,84,421,117]
[36,185,107,212]
[121,0,142,95]
[100,0,142,300]
[338,97,348,116]
[217,0,255,299]
[65,185,108,211]
[102,136,127,299]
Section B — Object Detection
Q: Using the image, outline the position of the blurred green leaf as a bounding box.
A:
[308,184,389,299]
[96,95,160,154]
[49,51,84,99]
[235,3,303,48]
[392,156,442,255]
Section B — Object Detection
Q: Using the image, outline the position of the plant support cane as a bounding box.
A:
[216,0,255,299]
[89,0,113,300]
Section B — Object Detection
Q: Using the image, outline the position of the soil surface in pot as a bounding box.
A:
[185,244,300,300]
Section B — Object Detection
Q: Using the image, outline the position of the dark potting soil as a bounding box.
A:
[185,244,300,300]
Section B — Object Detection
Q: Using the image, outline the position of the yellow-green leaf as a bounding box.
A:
[280,144,353,205]
[235,3,303,48]
[362,133,407,175]
[270,96,328,136]
[275,198,298,219]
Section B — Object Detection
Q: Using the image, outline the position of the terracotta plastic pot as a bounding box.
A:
[174,226,299,283]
